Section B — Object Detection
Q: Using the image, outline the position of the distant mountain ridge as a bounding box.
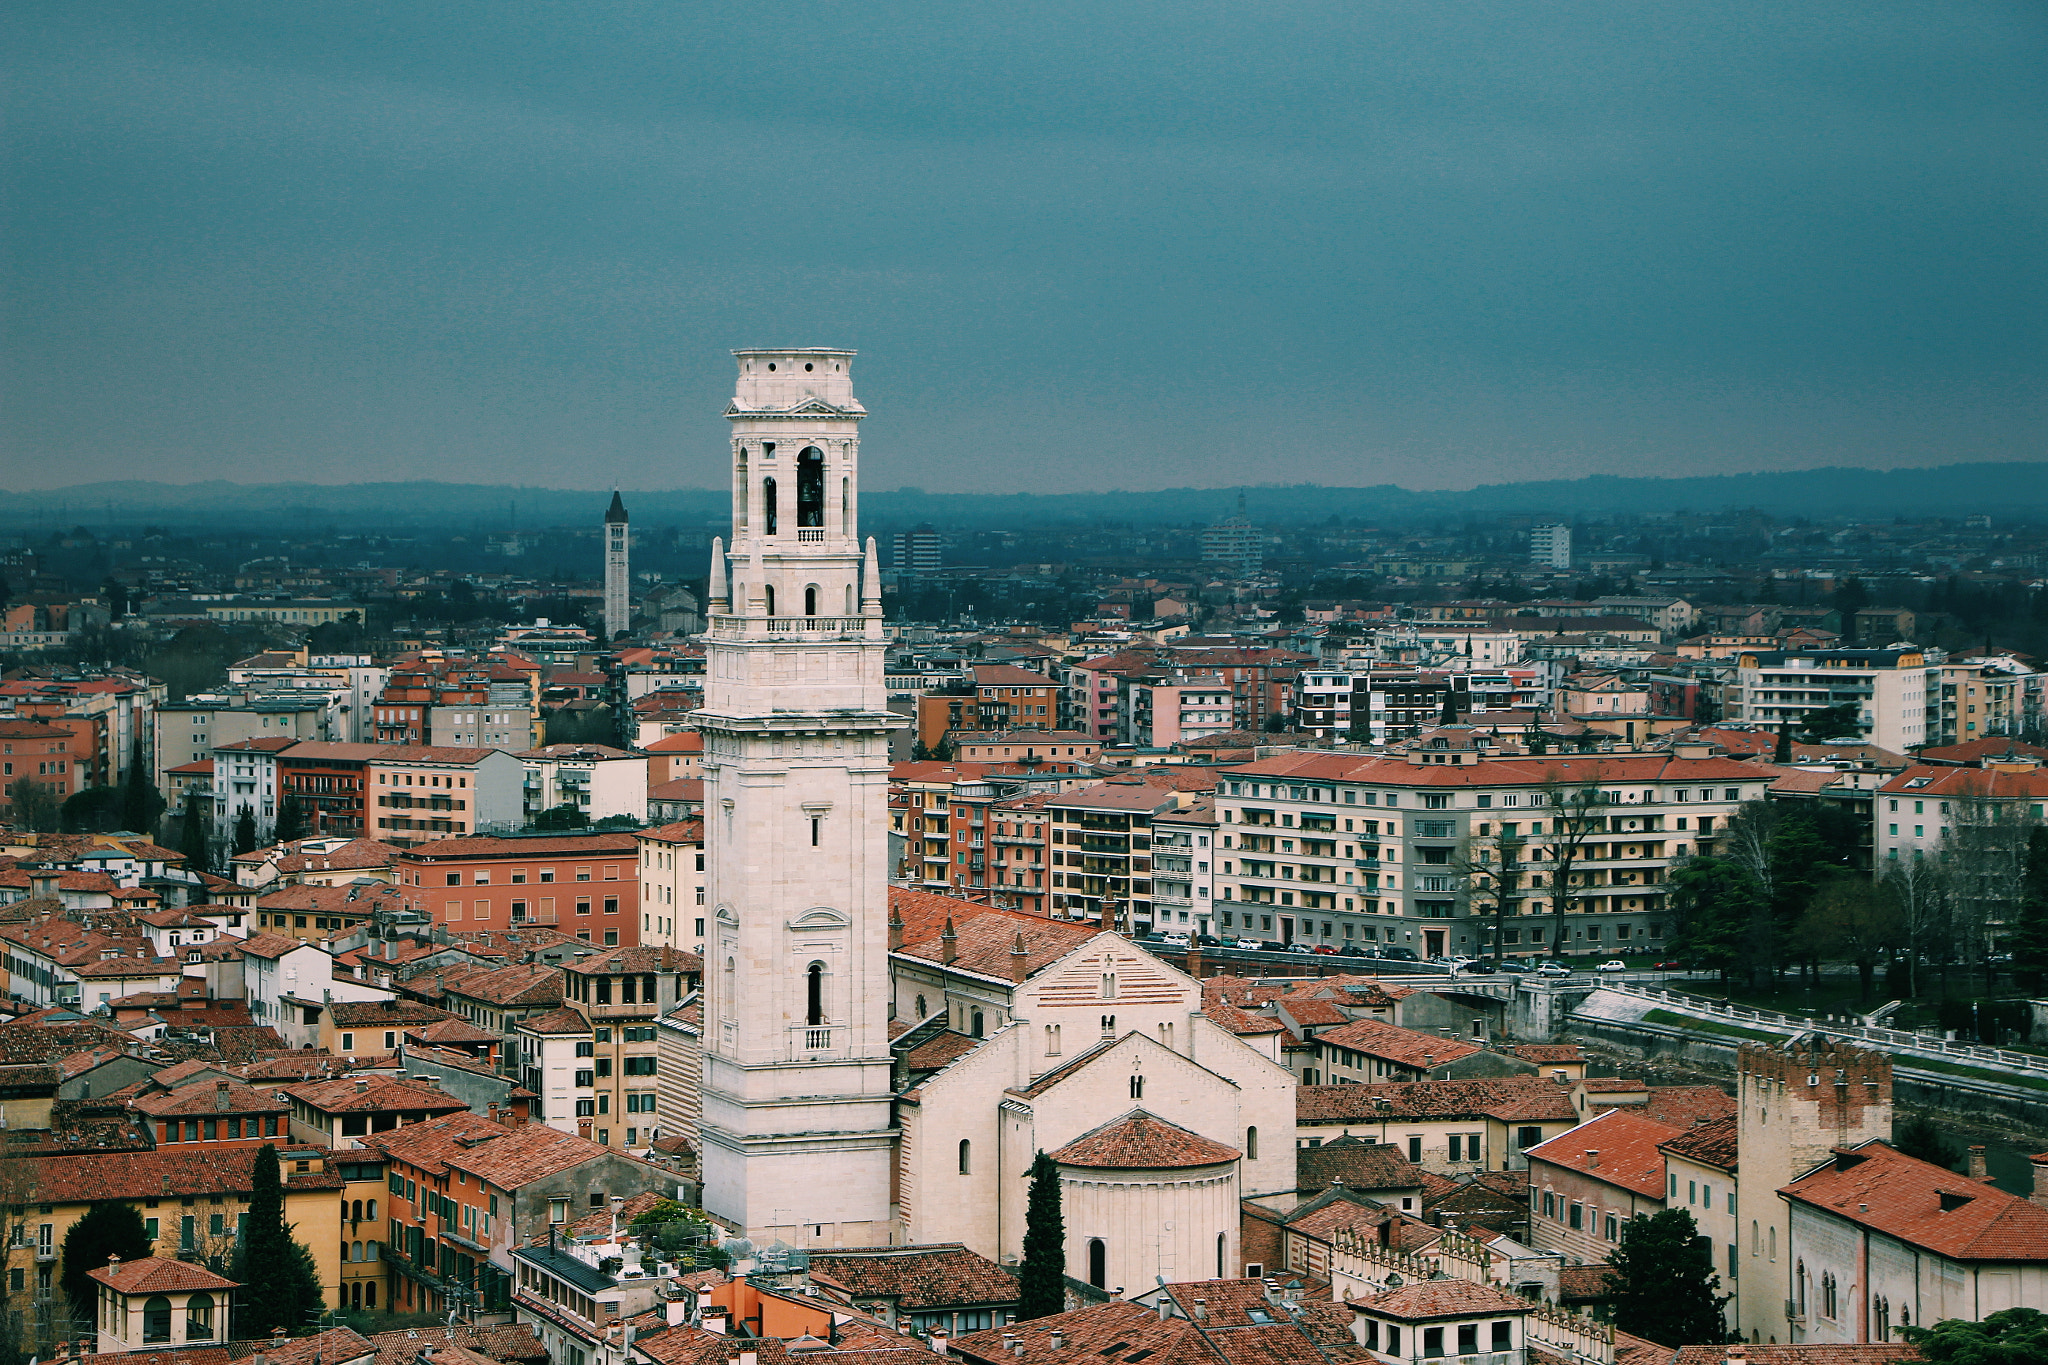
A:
[2,463,2041,529]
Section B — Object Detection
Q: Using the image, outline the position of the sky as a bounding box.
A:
[4,2,2044,495]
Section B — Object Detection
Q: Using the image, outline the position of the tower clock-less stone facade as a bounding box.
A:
[695,348,900,1247]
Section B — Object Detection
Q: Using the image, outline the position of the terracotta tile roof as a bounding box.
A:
[1299,1078,1585,1125]
[130,1078,288,1117]
[902,1031,982,1072]
[517,1006,590,1035]
[805,1244,1020,1310]
[233,932,309,960]
[948,1299,1217,1365]
[26,1145,342,1202]
[896,911,1095,980]
[1526,1109,1681,1200]
[256,883,401,914]
[1304,1018,1483,1070]
[329,999,457,1027]
[365,1324,548,1365]
[1780,1140,2048,1261]
[1878,763,2048,800]
[263,839,403,873]
[89,1255,238,1294]
[406,1017,500,1045]
[392,832,640,860]
[286,1074,471,1114]
[1051,1110,1240,1170]
[1297,1137,1426,1193]
[1349,1279,1533,1321]
[1658,1114,1738,1171]
[225,1327,378,1365]
[563,945,702,976]
[1202,994,1288,1036]
[1640,1085,1736,1129]
[639,820,704,844]
[70,1349,224,1365]
[1508,1045,1586,1064]
[1275,998,1351,1028]
[887,886,1047,943]
[1610,1332,1672,1365]
[360,1110,602,1188]
[436,962,564,1008]
[1556,1264,1614,1301]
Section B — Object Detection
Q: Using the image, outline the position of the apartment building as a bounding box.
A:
[1726,648,1931,753]
[1045,779,1202,934]
[1930,659,2025,746]
[372,657,539,748]
[211,736,297,844]
[275,742,386,837]
[1874,760,2048,884]
[986,792,1053,915]
[890,760,1081,897]
[393,832,642,945]
[915,664,1063,748]
[635,819,705,950]
[1150,796,1218,935]
[365,746,526,845]
[1127,675,1237,747]
[0,720,85,819]
[553,946,698,1151]
[0,671,162,786]
[1525,1108,1676,1265]
[518,743,647,824]
[1211,744,1771,958]
[157,692,335,792]
[948,730,1101,764]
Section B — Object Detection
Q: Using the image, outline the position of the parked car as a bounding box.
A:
[1494,959,1532,974]
[1652,960,1684,970]
[1311,945,1342,955]
[1339,944,1371,957]
[1284,943,1318,955]
[1534,962,1573,977]
[1596,960,1629,974]
[1461,959,1498,974]
[1156,933,1191,948]
[1379,946,1419,962]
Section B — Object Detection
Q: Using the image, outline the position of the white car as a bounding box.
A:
[1596,960,1629,974]
[1534,962,1573,977]
[1233,938,1265,950]
[1156,933,1191,947]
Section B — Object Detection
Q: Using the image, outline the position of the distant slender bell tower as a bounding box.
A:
[695,349,899,1246]
[603,490,630,639]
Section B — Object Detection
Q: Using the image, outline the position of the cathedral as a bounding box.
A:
[691,350,1295,1289]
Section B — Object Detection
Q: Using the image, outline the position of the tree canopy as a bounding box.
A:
[1603,1209,1731,1346]
[60,1201,153,1326]
[230,1145,324,1338]
[1900,1307,2048,1365]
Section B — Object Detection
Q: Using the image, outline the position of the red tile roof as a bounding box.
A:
[1526,1108,1681,1200]
[1299,1078,1583,1125]
[359,1111,603,1188]
[1350,1279,1534,1321]
[1051,1111,1240,1169]
[286,1074,470,1114]
[1658,1114,1738,1171]
[392,832,640,860]
[1780,1141,2048,1261]
[805,1244,1020,1310]
[89,1255,238,1294]
[26,1146,343,1202]
[1310,1017,1483,1070]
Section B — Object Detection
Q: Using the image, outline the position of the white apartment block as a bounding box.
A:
[1727,649,1931,753]
[1529,524,1571,569]
[519,744,648,824]
[1212,745,1771,958]
[1150,797,1218,934]
[1874,762,2048,868]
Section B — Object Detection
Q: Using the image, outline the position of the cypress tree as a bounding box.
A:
[230,1145,324,1338]
[1015,1151,1066,1320]
[178,789,213,874]
[1773,726,1792,764]
[232,804,258,856]
[1605,1209,1732,1346]
[60,1202,152,1326]
[120,736,164,837]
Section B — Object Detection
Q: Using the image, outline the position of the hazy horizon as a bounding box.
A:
[6,3,2044,493]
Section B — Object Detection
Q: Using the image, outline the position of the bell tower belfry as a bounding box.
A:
[696,348,900,1247]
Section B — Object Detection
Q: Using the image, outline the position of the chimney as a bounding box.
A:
[1585,1150,1599,1170]
[355,1078,369,1093]
[1010,932,1030,984]
[1968,1146,1988,1181]
[2029,1153,2048,1210]
[889,907,905,953]
[1191,1300,1207,1322]
[703,1316,726,1336]
[1156,1299,1171,1321]
[215,1080,231,1110]
[665,1297,686,1326]
[1726,1348,1746,1365]
[928,1330,948,1357]
[1050,1329,1066,1349]
[940,918,957,966]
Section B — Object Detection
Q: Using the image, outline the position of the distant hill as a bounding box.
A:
[2,463,2042,530]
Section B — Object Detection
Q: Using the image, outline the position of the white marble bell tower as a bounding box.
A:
[695,348,900,1247]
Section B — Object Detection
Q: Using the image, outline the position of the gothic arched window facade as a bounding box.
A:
[797,448,825,527]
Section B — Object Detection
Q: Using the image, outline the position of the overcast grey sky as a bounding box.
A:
[4,2,2043,494]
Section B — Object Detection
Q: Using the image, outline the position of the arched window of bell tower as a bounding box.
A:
[762,477,778,535]
[806,961,826,1026]
[805,585,819,617]
[736,449,749,531]
[844,584,855,614]
[764,585,776,616]
[841,476,850,528]
[797,449,825,528]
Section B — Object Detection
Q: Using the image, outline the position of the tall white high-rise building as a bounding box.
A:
[603,491,630,639]
[694,348,900,1247]
[1529,522,1572,569]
